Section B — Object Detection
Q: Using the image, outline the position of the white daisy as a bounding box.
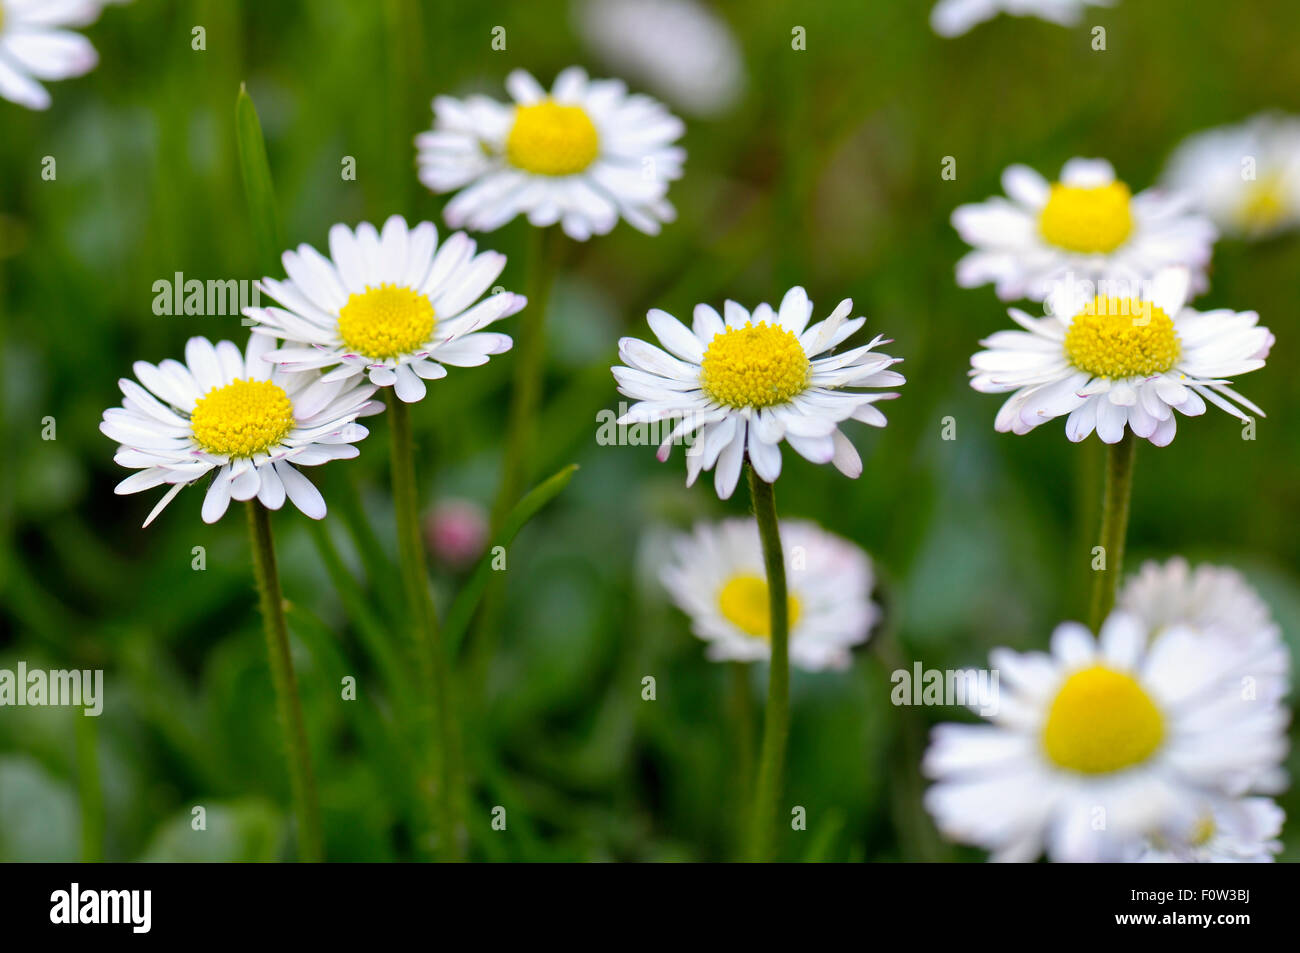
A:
[612,287,904,499]
[931,0,1115,38]
[969,267,1273,446]
[1163,113,1300,239]
[923,612,1290,862]
[0,0,125,110]
[573,0,744,118]
[415,66,685,241]
[952,158,1217,302]
[102,335,381,526]
[242,215,524,404]
[661,518,878,671]
[1132,796,1284,863]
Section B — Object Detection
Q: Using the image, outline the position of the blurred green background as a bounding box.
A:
[0,0,1297,862]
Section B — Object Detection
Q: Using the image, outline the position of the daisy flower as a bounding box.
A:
[0,0,126,110]
[1131,795,1284,863]
[612,287,904,499]
[242,215,524,404]
[931,0,1114,37]
[661,518,878,671]
[1163,113,1300,239]
[952,158,1217,302]
[923,612,1290,862]
[969,267,1273,446]
[415,67,685,240]
[102,335,380,526]
[573,0,744,118]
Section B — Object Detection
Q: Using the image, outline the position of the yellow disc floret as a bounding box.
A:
[337,284,436,360]
[1236,174,1289,232]
[700,322,811,408]
[1039,181,1135,253]
[717,573,802,640]
[506,99,600,177]
[1064,296,1181,379]
[1042,665,1165,774]
[190,378,296,457]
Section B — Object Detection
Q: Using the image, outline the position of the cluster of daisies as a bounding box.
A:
[103,63,687,525]
[37,0,1295,865]
[930,75,1293,857]
[102,216,525,524]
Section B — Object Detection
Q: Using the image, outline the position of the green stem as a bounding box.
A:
[1088,432,1137,631]
[492,226,559,527]
[745,467,790,863]
[468,226,559,688]
[387,392,465,861]
[728,662,755,858]
[246,502,323,862]
[75,714,103,863]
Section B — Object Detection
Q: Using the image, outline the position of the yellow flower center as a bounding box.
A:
[337,284,436,360]
[1063,296,1181,379]
[1038,181,1135,253]
[1042,665,1164,774]
[717,574,801,640]
[505,99,600,176]
[1236,174,1289,231]
[190,378,296,457]
[1189,815,1216,847]
[700,322,811,408]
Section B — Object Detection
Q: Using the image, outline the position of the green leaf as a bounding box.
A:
[235,83,283,275]
[443,464,578,654]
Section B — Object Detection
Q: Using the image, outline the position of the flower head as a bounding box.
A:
[924,612,1290,862]
[613,287,904,499]
[416,67,685,240]
[952,158,1216,302]
[661,519,878,671]
[0,0,127,109]
[102,335,380,525]
[969,267,1272,445]
[1163,113,1300,239]
[242,215,523,404]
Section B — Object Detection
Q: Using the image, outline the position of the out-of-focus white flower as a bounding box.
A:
[952,158,1217,302]
[661,518,878,671]
[417,67,685,241]
[1163,113,1300,239]
[573,0,744,117]
[931,0,1114,38]
[0,0,129,110]
[924,612,1289,862]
